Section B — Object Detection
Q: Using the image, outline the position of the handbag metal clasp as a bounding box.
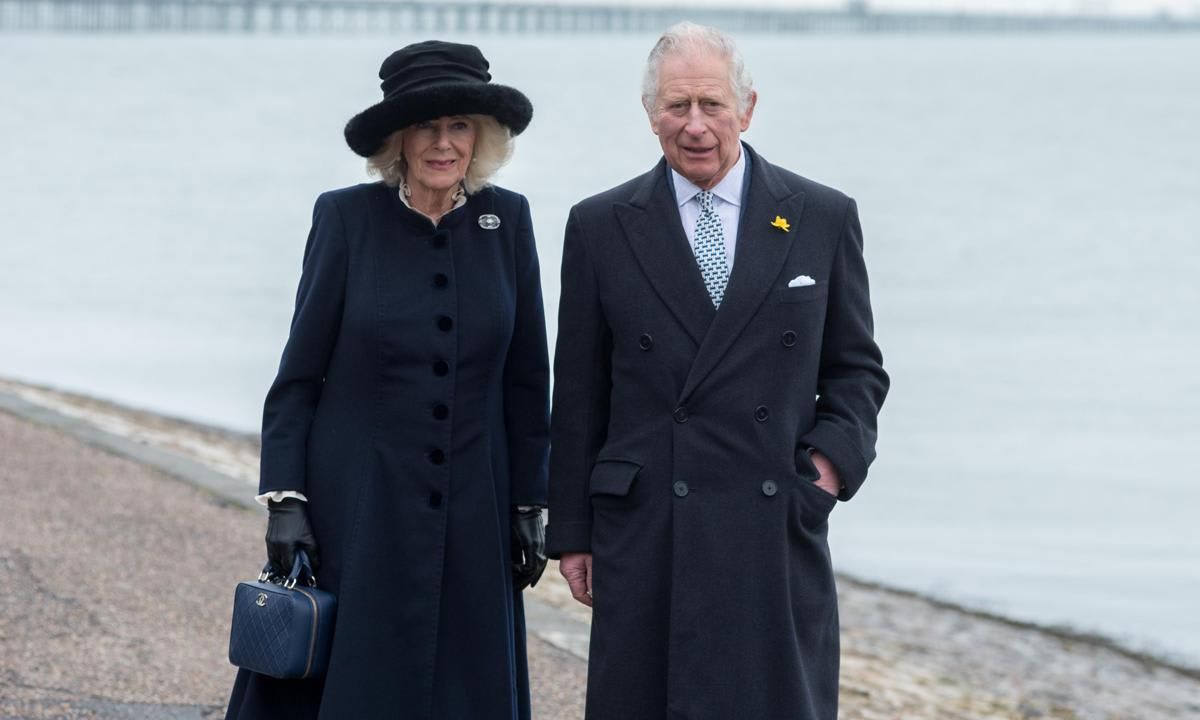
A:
[255,592,268,607]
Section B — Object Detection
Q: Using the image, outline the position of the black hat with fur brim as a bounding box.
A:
[344,40,533,158]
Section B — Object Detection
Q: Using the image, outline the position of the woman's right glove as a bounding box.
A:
[265,498,320,576]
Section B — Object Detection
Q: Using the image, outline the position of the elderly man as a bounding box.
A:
[546,22,889,719]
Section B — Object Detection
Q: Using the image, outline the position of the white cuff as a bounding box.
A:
[255,490,308,507]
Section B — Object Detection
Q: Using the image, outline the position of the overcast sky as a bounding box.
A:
[508,0,1200,18]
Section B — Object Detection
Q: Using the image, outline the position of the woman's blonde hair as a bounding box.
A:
[366,114,513,195]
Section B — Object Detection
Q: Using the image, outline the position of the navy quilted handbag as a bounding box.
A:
[228,550,337,679]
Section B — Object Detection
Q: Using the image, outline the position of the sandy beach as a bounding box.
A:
[1,377,1197,719]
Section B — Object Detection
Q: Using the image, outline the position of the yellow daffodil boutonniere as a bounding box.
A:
[771,216,791,232]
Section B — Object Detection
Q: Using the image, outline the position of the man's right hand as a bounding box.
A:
[265,497,320,576]
[559,552,593,607]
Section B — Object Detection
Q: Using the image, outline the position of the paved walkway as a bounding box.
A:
[0,410,586,719]
[4,382,1199,720]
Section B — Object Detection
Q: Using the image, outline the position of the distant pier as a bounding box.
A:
[2,0,1197,34]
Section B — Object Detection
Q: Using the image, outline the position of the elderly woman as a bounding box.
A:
[225,41,549,719]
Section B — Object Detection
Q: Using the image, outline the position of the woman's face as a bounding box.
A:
[402,115,477,196]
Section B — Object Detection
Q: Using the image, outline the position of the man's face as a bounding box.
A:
[649,50,756,190]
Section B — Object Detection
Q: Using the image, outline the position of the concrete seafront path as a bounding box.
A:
[0,387,586,720]
[2,378,1199,719]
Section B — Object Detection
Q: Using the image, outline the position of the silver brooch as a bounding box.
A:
[478,214,501,230]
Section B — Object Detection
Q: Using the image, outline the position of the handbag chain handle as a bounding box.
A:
[259,550,319,589]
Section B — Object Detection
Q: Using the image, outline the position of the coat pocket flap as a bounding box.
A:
[589,459,642,497]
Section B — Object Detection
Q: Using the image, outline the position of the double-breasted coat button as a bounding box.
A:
[433,273,448,288]
[761,481,777,497]
[433,360,449,376]
[429,448,446,465]
[754,405,770,422]
[673,481,689,497]
[429,491,443,507]
[437,316,453,332]
[673,406,689,423]
[432,404,449,420]
[639,334,653,350]
[781,330,797,347]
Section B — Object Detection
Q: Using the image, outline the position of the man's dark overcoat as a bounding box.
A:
[226,182,550,720]
[546,145,888,720]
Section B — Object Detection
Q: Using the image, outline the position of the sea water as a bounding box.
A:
[1,33,1198,665]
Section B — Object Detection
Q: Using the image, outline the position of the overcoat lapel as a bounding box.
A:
[680,146,806,401]
[615,160,716,347]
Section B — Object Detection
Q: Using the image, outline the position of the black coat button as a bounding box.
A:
[429,491,443,507]
[433,273,448,288]
[639,333,653,350]
[781,330,797,348]
[673,481,689,497]
[673,406,689,423]
[762,481,777,497]
[437,316,453,332]
[755,405,770,422]
[429,448,445,465]
[432,404,449,420]
[431,233,448,248]
[433,360,449,376]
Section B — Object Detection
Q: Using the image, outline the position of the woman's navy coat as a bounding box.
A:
[226,182,550,719]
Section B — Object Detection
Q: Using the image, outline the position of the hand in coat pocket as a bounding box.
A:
[810,451,841,498]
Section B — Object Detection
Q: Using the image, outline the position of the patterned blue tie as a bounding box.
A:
[693,190,730,308]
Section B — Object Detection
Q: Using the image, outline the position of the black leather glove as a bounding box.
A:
[265,498,320,577]
[511,507,547,591]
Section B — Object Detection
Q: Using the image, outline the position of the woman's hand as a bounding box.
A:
[265,498,320,576]
[511,507,547,591]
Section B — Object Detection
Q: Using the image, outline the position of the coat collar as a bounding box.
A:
[615,159,717,347]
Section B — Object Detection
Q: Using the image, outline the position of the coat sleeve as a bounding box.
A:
[797,198,889,500]
[545,207,613,557]
[259,192,348,496]
[503,194,551,507]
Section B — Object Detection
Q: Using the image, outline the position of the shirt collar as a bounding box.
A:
[398,174,468,217]
[670,143,746,210]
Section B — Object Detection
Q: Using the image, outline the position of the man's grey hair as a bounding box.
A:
[641,22,755,116]
[366,114,513,195]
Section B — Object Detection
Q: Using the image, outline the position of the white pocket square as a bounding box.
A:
[787,275,816,288]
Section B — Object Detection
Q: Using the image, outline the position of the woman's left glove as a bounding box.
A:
[265,498,320,576]
[511,507,547,591]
